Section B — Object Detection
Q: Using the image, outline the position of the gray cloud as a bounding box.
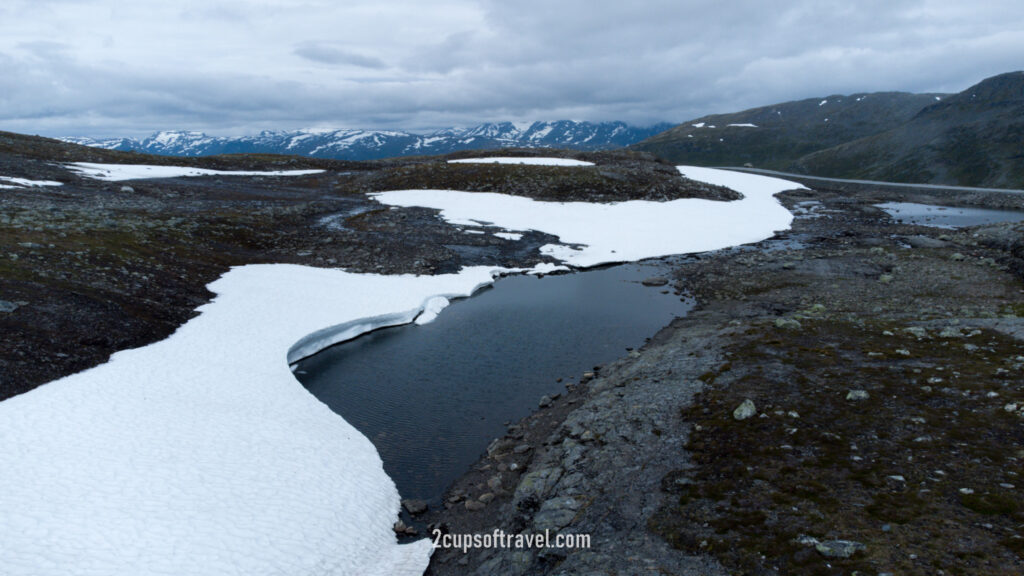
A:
[293,43,387,68]
[0,0,1021,137]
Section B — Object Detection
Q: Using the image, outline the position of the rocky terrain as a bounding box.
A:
[3,131,1024,575]
[423,179,1024,575]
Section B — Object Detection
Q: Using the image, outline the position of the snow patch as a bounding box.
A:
[819,99,828,106]
[528,262,571,275]
[0,264,508,576]
[494,232,523,241]
[0,176,63,188]
[529,125,554,140]
[447,157,594,167]
[692,122,706,128]
[414,296,451,325]
[372,166,801,268]
[65,162,324,182]
[727,123,758,128]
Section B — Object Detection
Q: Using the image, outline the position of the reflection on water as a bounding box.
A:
[295,262,691,504]
[877,202,1024,229]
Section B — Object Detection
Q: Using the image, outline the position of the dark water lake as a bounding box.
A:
[295,262,692,505]
[877,202,1024,229]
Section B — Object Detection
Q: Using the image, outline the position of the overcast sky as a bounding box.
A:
[2,0,1022,137]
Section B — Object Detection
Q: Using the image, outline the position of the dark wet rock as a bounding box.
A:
[393,520,417,536]
[642,276,669,286]
[402,498,428,515]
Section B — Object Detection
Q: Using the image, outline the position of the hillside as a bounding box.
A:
[63,121,672,161]
[635,71,1024,188]
[794,71,1024,188]
[632,92,945,170]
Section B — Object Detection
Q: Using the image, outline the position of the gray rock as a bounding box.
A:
[774,318,802,330]
[393,520,417,535]
[560,438,587,468]
[903,326,929,339]
[513,444,532,455]
[533,497,581,531]
[0,300,20,313]
[513,467,562,505]
[401,498,428,515]
[464,499,486,511]
[814,539,866,558]
[846,390,870,401]
[120,185,135,193]
[641,277,669,287]
[538,395,553,408]
[733,399,757,421]
[905,235,948,249]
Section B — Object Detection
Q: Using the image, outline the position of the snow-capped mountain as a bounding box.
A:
[62,121,672,161]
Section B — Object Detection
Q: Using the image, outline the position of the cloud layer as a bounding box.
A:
[2,0,1022,137]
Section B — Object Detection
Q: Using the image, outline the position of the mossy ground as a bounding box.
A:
[650,190,1024,575]
[653,319,1023,575]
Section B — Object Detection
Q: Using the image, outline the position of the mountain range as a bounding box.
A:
[634,71,1024,188]
[62,121,671,161]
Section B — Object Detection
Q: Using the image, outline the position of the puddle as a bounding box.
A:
[877,202,1024,229]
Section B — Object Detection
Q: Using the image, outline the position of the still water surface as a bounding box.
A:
[876,202,1024,229]
[295,262,691,504]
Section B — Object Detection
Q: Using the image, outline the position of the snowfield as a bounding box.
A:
[373,166,801,268]
[0,266,501,576]
[0,166,801,576]
[447,157,594,166]
[66,162,324,181]
[0,176,63,189]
